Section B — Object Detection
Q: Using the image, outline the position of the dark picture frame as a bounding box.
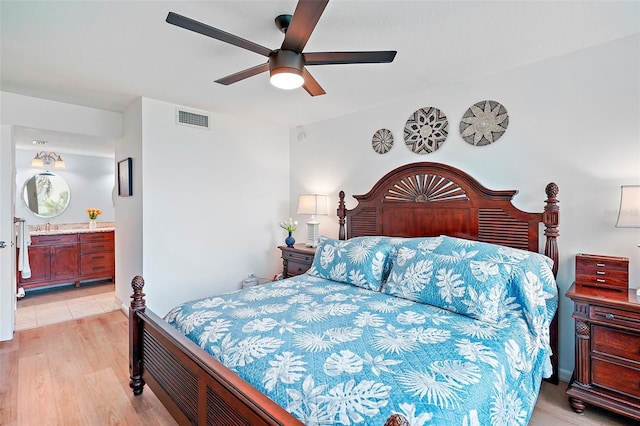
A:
[118,157,133,197]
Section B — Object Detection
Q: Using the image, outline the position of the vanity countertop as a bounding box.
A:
[28,221,116,236]
[30,227,115,236]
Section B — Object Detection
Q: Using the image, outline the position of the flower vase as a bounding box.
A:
[285,231,295,247]
[89,219,97,230]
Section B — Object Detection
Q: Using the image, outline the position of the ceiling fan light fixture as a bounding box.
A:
[269,50,305,90]
[270,70,304,90]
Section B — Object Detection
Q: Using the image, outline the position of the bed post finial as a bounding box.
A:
[543,182,559,277]
[130,275,146,312]
[129,275,146,396]
[338,190,346,240]
[384,414,410,426]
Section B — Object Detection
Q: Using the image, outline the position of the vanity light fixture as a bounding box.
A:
[32,151,66,169]
[297,194,328,247]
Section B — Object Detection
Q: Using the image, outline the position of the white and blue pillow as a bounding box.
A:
[307,236,394,291]
[382,236,556,325]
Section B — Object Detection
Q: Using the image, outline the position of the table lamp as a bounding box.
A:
[297,194,328,247]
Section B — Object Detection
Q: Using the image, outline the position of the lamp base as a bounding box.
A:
[306,221,320,248]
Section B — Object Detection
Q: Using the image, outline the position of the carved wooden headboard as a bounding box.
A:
[337,162,559,274]
[337,162,560,384]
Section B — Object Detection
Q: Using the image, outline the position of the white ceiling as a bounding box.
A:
[2,0,639,156]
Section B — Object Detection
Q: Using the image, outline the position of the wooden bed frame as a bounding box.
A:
[129,161,559,425]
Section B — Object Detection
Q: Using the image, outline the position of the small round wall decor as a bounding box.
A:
[371,128,394,154]
[459,100,509,146]
[404,107,449,154]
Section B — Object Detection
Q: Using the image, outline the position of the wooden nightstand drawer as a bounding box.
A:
[591,305,640,329]
[282,249,314,264]
[592,358,640,399]
[592,325,640,362]
[285,260,310,277]
[576,253,629,291]
[279,244,315,278]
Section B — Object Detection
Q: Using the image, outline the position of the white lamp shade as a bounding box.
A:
[297,194,328,216]
[616,185,640,228]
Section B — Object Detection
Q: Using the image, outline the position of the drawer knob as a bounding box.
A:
[605,313,615,320]
[596,263,606,267]
[596,279,605,283]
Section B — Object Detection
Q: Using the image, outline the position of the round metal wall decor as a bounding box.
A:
[371,128,394,154]
[459,100,509,146]
[404,107,449,154]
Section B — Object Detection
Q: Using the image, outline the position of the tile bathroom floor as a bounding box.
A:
[15,280,119,331]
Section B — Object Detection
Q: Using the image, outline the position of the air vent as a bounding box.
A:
[176,107,210,130]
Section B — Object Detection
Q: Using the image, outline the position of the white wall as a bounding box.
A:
[290,34,640,381]
[1,92,122,139]
[117,98,290,315]
[0,124,16,340]
[15,150,115,225]
[114,99,143,309]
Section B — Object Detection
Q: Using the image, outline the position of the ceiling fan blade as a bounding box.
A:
[302,68,326,97]
[281,0,329,53]
[305,51,397,65]
[215,63,270,85]
[166,12,272,57]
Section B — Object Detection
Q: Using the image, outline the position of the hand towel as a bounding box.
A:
[17,221,31,279]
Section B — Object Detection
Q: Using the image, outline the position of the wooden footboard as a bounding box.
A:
[129,276,303,425]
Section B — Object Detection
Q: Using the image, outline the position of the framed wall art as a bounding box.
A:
[118,157,133,197]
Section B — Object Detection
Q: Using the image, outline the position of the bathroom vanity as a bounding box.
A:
[17,228,115,291]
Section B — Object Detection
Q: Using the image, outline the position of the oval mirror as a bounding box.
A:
[22,172,71,218]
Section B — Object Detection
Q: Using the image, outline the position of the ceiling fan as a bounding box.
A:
[166,0,397,96]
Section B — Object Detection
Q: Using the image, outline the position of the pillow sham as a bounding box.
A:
[307,236,394,291]
[382,236,556,324]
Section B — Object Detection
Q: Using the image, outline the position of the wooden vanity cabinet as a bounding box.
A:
[17,231,115,291]
[18,234,79,290]
[79,232,115,280]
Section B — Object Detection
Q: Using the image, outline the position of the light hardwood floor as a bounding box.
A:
[1,308,636,425]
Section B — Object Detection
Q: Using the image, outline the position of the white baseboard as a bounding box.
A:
[558,368,572,383]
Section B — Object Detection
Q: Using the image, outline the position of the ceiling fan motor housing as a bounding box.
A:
[269,50,305,78]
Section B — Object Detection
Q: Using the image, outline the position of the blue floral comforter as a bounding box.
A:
[165,245,557,426]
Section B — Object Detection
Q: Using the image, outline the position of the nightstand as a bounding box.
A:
[278,244,315,278]
[565,283,640,422]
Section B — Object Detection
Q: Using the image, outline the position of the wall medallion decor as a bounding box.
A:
[404,107,449,154]
[459,100,509,146]
[371,128,394,154]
